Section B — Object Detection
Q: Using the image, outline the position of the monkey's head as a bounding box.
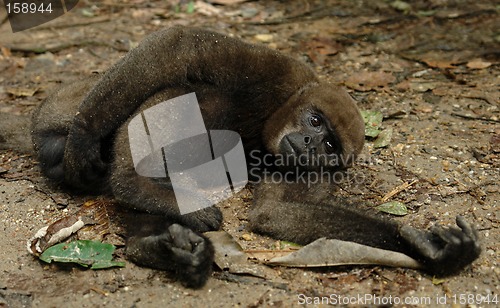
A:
[263,83,364,171]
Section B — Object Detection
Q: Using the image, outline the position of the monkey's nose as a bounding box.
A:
[304,135,311,145]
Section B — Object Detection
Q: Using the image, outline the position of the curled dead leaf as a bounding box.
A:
[345,71,395,91]
[27,199,126,256]
[5,87,39,97]
[267,238,421,269]
[207,0,249,5]
[466,59,492,69]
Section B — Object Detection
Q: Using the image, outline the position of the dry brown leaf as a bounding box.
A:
[5,87,39,97]
[466,58,492,69]
[194,1,221,16]
[205,231,279,279]
[1,46,11,57]
[27,199,126,255]
[300,37,340,66]
[490,134,500,153]
[267,238,422,269]
[432,87,450,96]
[414,104,433,113]
[402,50,468,69]
[345,71,395,91]
[395,80,410,91]
[207,0,249,5]
[422,59,457,69]
[409,81,440,92]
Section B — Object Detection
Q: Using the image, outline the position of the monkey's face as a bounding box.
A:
[263,83,365,171]
[278,110,344,170]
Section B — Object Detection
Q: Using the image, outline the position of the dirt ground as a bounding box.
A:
[0,0,498,307]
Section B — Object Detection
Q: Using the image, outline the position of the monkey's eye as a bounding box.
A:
[324,140,337,154]
[309,115,322,127]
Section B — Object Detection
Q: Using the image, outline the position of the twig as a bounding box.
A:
[451,112,500,123]
[35,16,112,30]
[460,93,497,105]
[7,40,129,54]
[90,287,109,296]
[381,180,418,203]
[242,7,350,26]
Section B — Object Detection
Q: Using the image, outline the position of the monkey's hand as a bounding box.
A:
[126,224,214,288]
[63,119,107,190]
[400,216,481,276]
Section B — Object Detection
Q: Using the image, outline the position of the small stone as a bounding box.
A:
[254,34,274,43]
[241,233,253,241]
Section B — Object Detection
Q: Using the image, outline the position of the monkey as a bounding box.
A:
[31,26,480,288]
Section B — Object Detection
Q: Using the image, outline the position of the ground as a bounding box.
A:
[0,0,498,307]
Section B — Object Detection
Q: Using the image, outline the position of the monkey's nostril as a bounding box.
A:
[304,136,311,144]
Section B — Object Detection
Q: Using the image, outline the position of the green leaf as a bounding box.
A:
[417,10,436,17]
[279,241,302,250]
[186,1,195,14]
[360,110,383,138]
[39,240,125,269]
[390,1,412,13]
[373,128,393,148]
[376,201,408,216]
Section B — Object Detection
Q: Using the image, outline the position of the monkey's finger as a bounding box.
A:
[400,226,439,258]
[456,215,479,241]
[168,224,193,251]
[430,225,462,246]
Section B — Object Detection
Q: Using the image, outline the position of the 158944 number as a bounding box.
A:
[6,2,54,14]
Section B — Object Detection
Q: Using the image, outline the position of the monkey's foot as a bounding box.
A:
[401,216,481,276]
[126,223,214,288]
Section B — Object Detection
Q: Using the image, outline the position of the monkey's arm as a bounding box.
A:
[249,184,481,276]
[64,26,316,189]
[249,196,408,252]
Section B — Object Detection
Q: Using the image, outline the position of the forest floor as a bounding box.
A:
[0,0,498,307]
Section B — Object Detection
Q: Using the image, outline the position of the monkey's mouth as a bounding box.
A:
[279,136,317,169]
[280,136,300,156]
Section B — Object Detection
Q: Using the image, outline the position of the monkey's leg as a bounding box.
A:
[249,194,480,276]
[125,216,214,289]
[110,127,222,233]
